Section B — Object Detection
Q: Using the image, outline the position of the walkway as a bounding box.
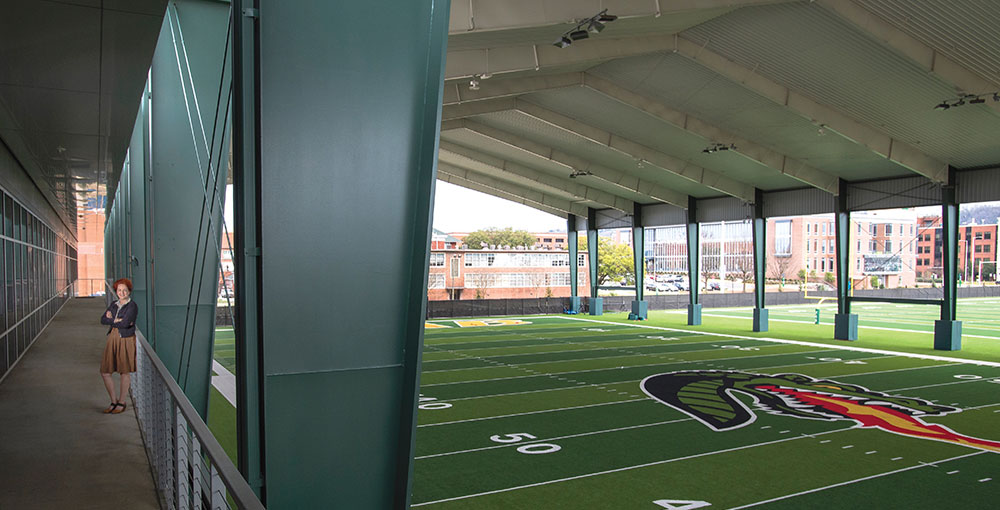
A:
[0,298,159,509]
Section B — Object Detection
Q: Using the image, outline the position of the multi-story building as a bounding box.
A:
[76,208,105,295]
[427,247,589,300]
[915,216,997,282]
[447,231,569,250]
[767,211,917,288]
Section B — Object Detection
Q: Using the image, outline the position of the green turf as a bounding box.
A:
[207,300,1000,508]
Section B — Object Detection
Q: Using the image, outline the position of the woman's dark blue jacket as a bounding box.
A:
[101,300,138,338]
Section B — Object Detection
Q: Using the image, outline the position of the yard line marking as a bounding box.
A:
[417,398,648,428]
[820,440,831,444]
[980,478,993,482]
[865,451,877,454]
[555,316,1000,367]
[727,452,985,509]
[760,426,772,430]
[947,470,959,475]
[416,417,692,459]
[779,430,790,434]
[424,354,888,403]
[411,429,849,507]
[422,339,738,364]
[696,312,1000,341]
[420,348,837,387]
[891,457,903,461]
[842,445,854,449]
[890,378,994,392]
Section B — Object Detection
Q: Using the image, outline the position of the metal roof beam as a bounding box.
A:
[437,162,589,217]
[673,36,949,183]
[820,0,1000,116]
[581,73,841,194]
[444,73,584,105]
[445,32,677,81]
[442,97,517,121]
[440,141,634,213]
[443,119,689,208]
[448,0,797,34]
[513,99,756,202]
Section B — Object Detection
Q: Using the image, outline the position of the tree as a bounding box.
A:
[528,272,547,298]
[468,273,493,299]
[731,256,755,293]
[464,227,536,249]
[578,236,634,286]
[824,272,836,286]
[768,256,793,291]
[796,269,807,280]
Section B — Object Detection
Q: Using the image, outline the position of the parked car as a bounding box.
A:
[674,280,689,291]
[707,282,721,291]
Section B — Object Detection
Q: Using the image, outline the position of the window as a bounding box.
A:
[986,232,992,240]
[829,239,834,253]
[821,259,826,271]
[806,223,810,234]
[428,274,445,288]
[429,253,445,267]
[916,259,922,266]
[871,224,877,236]
[821,242,826,254]
[450,256,460,278]
[985,245,992,253]
[976,245,983,253]
[885,240,892,252]
[886,223,892,235]
[774,220,792,255]
[578,254,586,267]
[821,223,826,235]
[465,253,495,267]
[857,224,862,234]
[543,238,552,243]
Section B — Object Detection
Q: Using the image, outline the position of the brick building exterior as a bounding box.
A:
[427,248,590,300]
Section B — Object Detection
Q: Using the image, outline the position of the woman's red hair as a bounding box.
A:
[113,278,133,292]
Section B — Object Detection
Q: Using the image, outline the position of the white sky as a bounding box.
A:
[223,181,567,233]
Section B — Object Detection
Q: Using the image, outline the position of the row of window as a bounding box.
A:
[0,190,77,382]
[462,272,582,288]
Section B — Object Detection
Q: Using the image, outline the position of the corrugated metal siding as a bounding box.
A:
[847,176,941,211]
[957,167,1000,204]
[696,196,751,223]
[855,0,1000,86]
[642,202,686,227]
[682,3,1000,168]
[594,208,632,229]
[763,188,835,218]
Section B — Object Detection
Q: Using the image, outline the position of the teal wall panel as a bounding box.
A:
[148,0,230,418]
[251,0,450,506]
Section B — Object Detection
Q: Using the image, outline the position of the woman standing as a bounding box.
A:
[100,278,139,414]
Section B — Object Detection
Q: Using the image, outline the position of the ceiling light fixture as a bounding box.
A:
[469,79,480,91]
[569,169,592,178]
[553,9,618,48]
[935,91,999,110]
[702,143,736,154]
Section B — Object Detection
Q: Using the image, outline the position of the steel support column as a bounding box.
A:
[686,197,701,325]
[587,208,602,315]
[631,205,646,319]
[834,180,857,340]
[752,189,767,332]
[148,0,232,417]
[936,169,962,350]
[567,215,579,313]
[232,0,264,497]
[233,1,451,506]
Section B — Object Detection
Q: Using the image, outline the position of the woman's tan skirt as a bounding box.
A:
[101,329,137,374]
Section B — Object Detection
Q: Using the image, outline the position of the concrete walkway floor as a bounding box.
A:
[0,297,159,509]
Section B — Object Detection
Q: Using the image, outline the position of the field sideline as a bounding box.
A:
[210,298,1000,508]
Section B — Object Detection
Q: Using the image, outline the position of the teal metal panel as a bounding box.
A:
[568,215,578,300]
[250,0,450,506]
[687,197,699,306]
[632,204,644,302]
[588,208,599,298]
[148,0,231,418]
[941,178,959,322]
[128,87,153,339]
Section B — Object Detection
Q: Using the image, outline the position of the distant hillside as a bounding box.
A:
[960,204,1000,225]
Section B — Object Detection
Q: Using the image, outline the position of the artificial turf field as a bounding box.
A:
[210,297,1000,508]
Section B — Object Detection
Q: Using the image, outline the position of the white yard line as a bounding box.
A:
[728,451,985,509]
[554,316,1000,368]
[211,360,237,407]
[411,429,845,507]
[697,312,1000,340]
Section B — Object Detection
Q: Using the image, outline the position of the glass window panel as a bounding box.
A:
[2,194,9,237]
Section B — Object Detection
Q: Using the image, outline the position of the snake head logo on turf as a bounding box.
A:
[641,370,1000,453]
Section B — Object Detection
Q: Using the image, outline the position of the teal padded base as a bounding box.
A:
[569,297,580,313]
[752,308,768,332]
[589,297,603,316]
[630,300,647,320]
[934,320,962,351]
[834,313,858,341]
[687,303,702,326]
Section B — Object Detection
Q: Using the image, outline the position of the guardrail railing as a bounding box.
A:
[106,283,263,509]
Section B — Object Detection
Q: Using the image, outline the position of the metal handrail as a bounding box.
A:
[107,282,263,509]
